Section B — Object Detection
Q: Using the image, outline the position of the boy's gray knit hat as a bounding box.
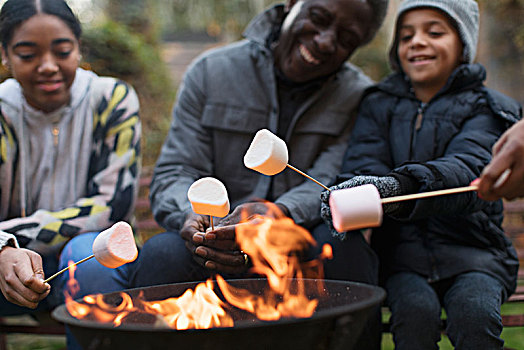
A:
[389,0,479,71]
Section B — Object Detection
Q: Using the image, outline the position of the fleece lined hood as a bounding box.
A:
[0,67,95,116]
[0,68,97,217]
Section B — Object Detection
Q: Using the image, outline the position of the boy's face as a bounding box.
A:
[397,8,463,93]
[274,0,373,83]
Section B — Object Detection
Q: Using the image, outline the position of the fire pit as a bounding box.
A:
[52,278,385,350]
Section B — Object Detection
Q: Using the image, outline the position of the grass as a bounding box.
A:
[5,335,65,350]
[381,330,524,349]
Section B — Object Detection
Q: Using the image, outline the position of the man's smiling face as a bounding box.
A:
[274,0,373,83]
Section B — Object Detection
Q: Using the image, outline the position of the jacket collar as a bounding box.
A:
[242,4,285,48]
[0,68,95,126]
[377,63,487,100]
[375,63,521,123]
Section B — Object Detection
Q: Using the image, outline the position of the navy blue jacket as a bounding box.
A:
[339,63,521,295]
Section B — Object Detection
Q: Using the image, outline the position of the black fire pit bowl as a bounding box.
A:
[52,278,385,350]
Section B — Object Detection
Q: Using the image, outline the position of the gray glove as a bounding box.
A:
[320,175,402,238]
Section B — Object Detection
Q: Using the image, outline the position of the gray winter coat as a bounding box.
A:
[150,4,373,230]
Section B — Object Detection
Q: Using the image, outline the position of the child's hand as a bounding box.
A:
[322,175,403,212]
[320,189,338,236]
[320,175,404,238]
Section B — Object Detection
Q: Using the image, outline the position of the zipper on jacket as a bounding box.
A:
[409,102,427,158]
[52,126,59,146]
[51,124,59,209]
[415,103,426,131]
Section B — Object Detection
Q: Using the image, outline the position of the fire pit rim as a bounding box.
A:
[51,278,385,333]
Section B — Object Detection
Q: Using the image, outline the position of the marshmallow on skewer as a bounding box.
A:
[329,184,383,232]
[92,221,138,268]
[187,177,230,218]
[244,129,289,176]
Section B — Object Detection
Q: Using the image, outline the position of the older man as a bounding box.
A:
[133,1,389,347]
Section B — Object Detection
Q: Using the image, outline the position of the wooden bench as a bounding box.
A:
[498,199,524,339]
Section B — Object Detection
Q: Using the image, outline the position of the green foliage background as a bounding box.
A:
[81,20,174,167]
[77,0,394,170]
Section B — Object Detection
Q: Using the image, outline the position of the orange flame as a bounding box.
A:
[64,204,331,329]
[147,279,233,329]
[217,209,326,320]
[65,260,80,297]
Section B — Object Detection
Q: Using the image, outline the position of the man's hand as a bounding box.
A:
[477,120,524,201]
[0,246,50,308]
[180,202,288,274]
[180,212,247,274]
[218,201,288,227]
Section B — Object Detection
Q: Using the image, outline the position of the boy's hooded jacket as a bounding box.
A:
[340,63,521,295]
[0,68,141,250]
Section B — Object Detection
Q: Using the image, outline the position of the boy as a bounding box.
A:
[321,0,521,348]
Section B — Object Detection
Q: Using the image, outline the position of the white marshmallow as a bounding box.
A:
[329,184,383,232]
[92,222,138,268]
[244,129,288,176]
[187,177,230,218]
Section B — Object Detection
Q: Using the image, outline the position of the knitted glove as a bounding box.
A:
[320,176,403,238]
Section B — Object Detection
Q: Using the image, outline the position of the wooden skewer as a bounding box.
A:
[286,164,331,191]
[43,254,95,284]
[381,185,478,204]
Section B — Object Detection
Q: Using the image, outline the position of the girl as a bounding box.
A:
[0,0,141,327]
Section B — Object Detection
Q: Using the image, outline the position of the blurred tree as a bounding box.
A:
[478,0,524,104]
[81,20,174,167]
[162,0,276,41]
[78,0,175,169]
[157,0,392,81]
[104,0,161,44]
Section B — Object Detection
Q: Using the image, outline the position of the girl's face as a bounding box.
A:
[1,13,80,113]
[397,8,463,95]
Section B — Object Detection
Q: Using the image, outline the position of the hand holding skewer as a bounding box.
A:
[187,177,230,230]
[43,222,138,283]
[327,183,480,233]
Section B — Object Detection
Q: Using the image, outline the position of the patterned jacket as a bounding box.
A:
[0,68,141,250]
